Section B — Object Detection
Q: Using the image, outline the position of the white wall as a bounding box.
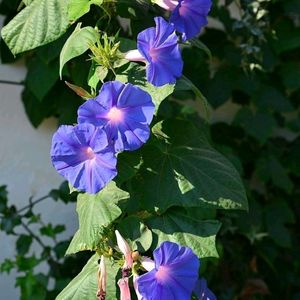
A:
[0,18,77,299]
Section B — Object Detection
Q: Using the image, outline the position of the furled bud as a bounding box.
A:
[115,230,133,269]
[152,0,178,10]
[96,255,107,300]
[118,277,131,300]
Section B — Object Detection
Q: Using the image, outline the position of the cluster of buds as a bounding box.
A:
[115,230,137,300]
[95,230,216,300]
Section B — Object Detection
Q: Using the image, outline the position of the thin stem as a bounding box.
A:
[0,80,24,86]
[17,195,50,214]
[21,219,47,249]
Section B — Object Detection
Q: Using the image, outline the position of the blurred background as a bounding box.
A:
[0,0,299,299]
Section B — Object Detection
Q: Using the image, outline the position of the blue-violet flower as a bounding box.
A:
[77,81,155,152]
[194,278,217,300]
[50,123,117,194]
[125,17,183,87]
[155,0,212,41]
[136,241,199,300]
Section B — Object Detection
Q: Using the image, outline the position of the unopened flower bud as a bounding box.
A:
[153,0,178,10]
[115,230,133,269]
[132,251,140,262]
[97,255,107,300]
[118,277,131,300]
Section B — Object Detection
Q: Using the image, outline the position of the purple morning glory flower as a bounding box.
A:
[136,241,199,300]
[125,17,183,87]
[77,81,155,152]
[170,0,212,41]
[50,123,117,194]
[194,278,217,300]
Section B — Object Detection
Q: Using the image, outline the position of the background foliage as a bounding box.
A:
[0,0,299,299]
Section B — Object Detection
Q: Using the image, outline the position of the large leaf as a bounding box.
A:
[116,63,175,113]
[68,0,103,21]
[56,254,119,300]
[1,0,69,55]
[60,23,98,77]
[134,119,248,212]
[147,209,221,258]
[23,0,34,5]
[66,182,129,255]
[26,56,59,101]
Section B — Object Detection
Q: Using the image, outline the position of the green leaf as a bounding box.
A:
[272,27,300,54]
[134,119,248,212]
[116,217,152,253]
[0,259,15,274]
[16,235,32,256]
[176,75,211,120]
[280,63,300,90]
[115,151,142,185]
[66,182,129,255]
[0,186,8,214]
[16,255,40,272]
[68,0,103,21]
[26,56,59,101]
[56,254,119,300]
[254,85,293,113]
[234,108,277,144]
[147,209,221,258]
[88,64,108,89]
[60,23,98,77]
[265,202,295,248]
[16,272,47,300]
[1,0,69,55]
[116,63,175,113]
[256,155,294,194]
[189,38,212,59]
[23,0,34,5]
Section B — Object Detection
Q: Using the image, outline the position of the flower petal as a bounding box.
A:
[51,124,117,194]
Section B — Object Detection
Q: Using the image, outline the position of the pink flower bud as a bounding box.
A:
[124,50,147,63]
[140,256,155,272]
[118,277,131,300]
[153,0,178,11]
[115,230,133,269]
[97,255,107,300]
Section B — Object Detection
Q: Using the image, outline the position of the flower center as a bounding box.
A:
[149,48,160,62]
[85,147,96,160]
[155,266,170,282]
[179,1,189,16]
[107,107,123,123]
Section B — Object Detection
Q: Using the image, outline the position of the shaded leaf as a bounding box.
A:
[16,235,32,256]
[117,216,152,253]
[234,108,277,144]
[134,119,247,212]
[265,202,295,248]
[147,209,221,258]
